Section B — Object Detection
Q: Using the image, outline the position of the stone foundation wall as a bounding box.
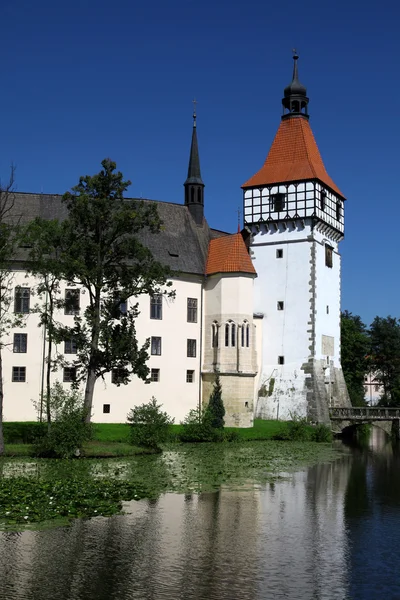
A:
[202,372,255,428]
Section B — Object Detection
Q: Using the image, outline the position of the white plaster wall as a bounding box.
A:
[204,274,254,317]
[2,271,203,424]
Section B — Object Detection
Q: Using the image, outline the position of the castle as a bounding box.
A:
[3,55,350,427]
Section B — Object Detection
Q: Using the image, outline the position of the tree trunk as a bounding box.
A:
[83,292,101,422]
[46,291,54,430]
[84,368,97,423]
[0,348,4,456]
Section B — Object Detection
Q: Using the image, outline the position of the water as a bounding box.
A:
[1,431,400,600]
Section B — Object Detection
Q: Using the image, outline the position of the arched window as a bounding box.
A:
[225,323,229,347]
[212,322,219,348]
[241,325,245,347]
[197,188,202,203]
[231,323,236,347]
[246,324,250,347]
[191,188,195,203]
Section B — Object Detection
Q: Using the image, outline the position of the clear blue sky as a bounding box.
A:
[0,0,398,325]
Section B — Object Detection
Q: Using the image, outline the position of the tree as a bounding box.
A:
[341,311,370,406]
[369,316,400,405]
[57,159,173,421]
[207,372,225,428]
[0,166,24,455]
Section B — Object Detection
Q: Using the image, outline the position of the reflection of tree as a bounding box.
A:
[344,457,370,518]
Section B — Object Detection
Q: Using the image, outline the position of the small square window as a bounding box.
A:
[151,368,160,382]
[150,295,162,320]
[276,249,283,258]
[64,339,77,354]
[277,301,284,311]
[65,289,80,315]
[14,287,30,314]
[111,368,126,384]
[186,370,195,383]
[103,404,110,414]
[187,339,197,357]
[13,333,27,353]
[151,336,162,356]
[187,298,198,323]
[278,356,285,365]
[325,245,333,268]
[12,366,26,382]
[63,367,77,383]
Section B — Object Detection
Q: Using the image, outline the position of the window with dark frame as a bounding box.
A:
[246,324,250,347]
[325,245,333,268]
[276,249,283,258]
[13,333,27,353]
[320,190,326,211]
[277,301,284,311]
[111,368,125,384]
[278,356,285,365]
[212,323,219,348]
[241,325,245,347]
[271,193,286,212]
[336,201,341,221]
[187,339,196,357]
[225,323,229,347]
[150,295,162,319]
[103,404,110,414]
[12,366,26,382]
[64,339,77,354]
[14,287,30,314]
[187,298,198,323]
[63,367,77,383]
[151,368,160,382]
[65,289,80,315]
[186,370,195,383]
[151,336,162,356]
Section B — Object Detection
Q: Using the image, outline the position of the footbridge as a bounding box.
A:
[329,407,400,438]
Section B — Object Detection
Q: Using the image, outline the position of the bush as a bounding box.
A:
[272,418,312,442]
[3,422,46,444]
[311,424,333,443]
[127,397,173,450]
[178,408,238,443]
[34,383,92,458]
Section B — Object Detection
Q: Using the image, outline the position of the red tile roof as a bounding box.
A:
[206,233,256,276]
[242,117,344,198]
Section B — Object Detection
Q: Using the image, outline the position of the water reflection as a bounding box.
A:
[1,433,400,599]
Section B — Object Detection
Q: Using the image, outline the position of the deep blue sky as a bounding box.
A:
[0,0,398,325]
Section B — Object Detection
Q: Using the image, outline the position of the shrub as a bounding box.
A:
[34,383,92,458]
[311,424,333,443]
[272,418,312,442]
[3,422,46,444]
[208,373,225,429]
[178,407,221,443]
[127,397,173,450]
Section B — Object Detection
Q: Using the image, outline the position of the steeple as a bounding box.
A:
[184,102,205,225]
[282,51,309,120]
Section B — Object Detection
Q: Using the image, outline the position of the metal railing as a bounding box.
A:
[330,407,400,421]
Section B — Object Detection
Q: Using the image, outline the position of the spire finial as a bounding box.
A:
[192,98,197,127]
[282,51,309,120]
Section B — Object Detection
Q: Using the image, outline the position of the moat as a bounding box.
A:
[0,430,399,600]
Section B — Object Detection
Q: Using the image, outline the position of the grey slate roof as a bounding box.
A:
[9,192,229,276]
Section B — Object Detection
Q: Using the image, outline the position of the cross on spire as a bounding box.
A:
[192,98,197,126]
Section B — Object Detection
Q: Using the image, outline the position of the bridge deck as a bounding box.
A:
[330,407,400,421]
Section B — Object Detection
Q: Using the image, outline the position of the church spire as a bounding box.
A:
[282,51,309,120]
[184,101,205,225]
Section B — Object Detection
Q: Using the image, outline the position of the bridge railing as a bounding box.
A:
[330,407,400,421]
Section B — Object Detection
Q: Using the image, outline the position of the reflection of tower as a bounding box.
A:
[242,53,351,423]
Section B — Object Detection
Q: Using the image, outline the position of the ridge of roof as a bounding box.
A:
[205,232,256,276]
[242,117,344,199]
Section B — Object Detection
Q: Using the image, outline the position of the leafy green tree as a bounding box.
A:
[369,316,400,405]
[207,373,225,428]
[54,159,173,421]
[341,311,370,406]
[0,166,25,455]
[127,397,173,450]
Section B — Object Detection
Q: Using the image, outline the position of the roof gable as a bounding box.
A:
[242,117,344,198]
[206,233,256,276]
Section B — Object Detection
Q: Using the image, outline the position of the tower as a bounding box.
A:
[242,53,350,423]
[184,107,205,225]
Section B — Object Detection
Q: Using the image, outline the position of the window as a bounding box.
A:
[119,300,128,316]
[320,190,326,211]
[186,370,195,383]
[374,385,379,392]
[64,339,77,354]
[325,245,333,268]
[151,336,162,356]
[13,333,27,353]
[276,249,283,259]
[231,324,236,347]
[187,339,196,358]
[187,298,198,323]
[241,325,245,347]
[150,295,162,320]
[326,305,329,315]
[277,301,284,311]
[212,323,219,348]
[271,193,286,212]
[103,404,110,414]
[14,287,30,313]
[278,356,285,365]
[246,324,250,348]
[65,289,80,315]
[12,366,26,382]
[225,323,229,347]
[63,367,77,383]
[111,368,125,384]
[336,201,341,221]
[241,322,250,348]
[151,368,160,382]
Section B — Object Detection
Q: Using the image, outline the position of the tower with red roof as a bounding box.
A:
[242,53,350,422]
